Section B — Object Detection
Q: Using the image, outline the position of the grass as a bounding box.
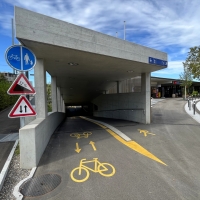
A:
[15,144,20,155]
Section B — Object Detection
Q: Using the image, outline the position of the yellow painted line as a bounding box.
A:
[89,141,97,151]
[106,129,166,166]
[75,142,81,153]
[81,117,167,166]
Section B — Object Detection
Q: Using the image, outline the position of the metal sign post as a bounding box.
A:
[20,117,25,128]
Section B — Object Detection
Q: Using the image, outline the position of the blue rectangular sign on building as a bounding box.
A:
[149,57,167,67]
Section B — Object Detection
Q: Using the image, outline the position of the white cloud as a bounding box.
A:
[1,0,200,77]
[152,60,184,78]
[1,0,200,50]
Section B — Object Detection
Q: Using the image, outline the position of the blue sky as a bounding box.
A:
[1,0,200,83]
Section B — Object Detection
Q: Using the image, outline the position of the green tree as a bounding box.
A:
[179,63,193,99]
[184,46,200,80]
[0,73,18,111]
[0,73,7,82]
[46,83,52,112]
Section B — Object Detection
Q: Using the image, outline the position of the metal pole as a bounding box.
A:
[12,18,15,74]
[189,100,191,111]
[25,71,29,100]
[124,21,126,40]
[193,101,196,115]
[20,117,25,128]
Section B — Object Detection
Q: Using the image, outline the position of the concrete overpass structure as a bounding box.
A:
[15,7,167,168]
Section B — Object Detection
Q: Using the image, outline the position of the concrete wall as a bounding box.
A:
[92,93,147,123]
[15,6,167,64]
[19,112,65,169]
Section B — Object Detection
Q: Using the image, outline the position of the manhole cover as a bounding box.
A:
[154,114,162,116]
[20,174,61,197]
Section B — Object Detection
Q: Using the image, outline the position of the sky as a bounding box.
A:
[1,0,200,83]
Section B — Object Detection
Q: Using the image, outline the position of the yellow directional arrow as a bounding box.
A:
[138,129,156,137]
[89,141,97,151]
[75,143,81,153]
[81,117,166,166]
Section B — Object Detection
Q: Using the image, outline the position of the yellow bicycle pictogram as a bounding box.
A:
[137,129,156,137]
[70,158,115,182]
[70,132,92,139]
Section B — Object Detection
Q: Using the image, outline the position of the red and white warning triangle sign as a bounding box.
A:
[7,73,36,95]
[8,96,37,118]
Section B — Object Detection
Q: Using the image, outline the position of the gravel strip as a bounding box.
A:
[0,154,31,200]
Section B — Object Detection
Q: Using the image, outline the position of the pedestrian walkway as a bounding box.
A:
[196,100,200,111]
[151,98,165,107]
[184,100,200,124]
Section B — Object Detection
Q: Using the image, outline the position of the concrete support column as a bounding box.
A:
[57,87,61,112]
[63,100,65,113]
[51,77,58,112]
[141,73,151,124]
[60,95,63,112]
[117,81,122,94]
[162,87,165,98]
[34,58,47,118]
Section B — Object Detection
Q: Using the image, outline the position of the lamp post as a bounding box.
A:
[124,21,126,40]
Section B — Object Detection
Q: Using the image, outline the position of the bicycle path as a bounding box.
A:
[0,107,19,173]
[23,98,200,200]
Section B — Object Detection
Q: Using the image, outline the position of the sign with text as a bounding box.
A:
[149,57,167,67]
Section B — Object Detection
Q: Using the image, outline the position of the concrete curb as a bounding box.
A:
[0,139,19,191]
[81,116,132,141]
[195,100,200,114]
[13,167,37,200]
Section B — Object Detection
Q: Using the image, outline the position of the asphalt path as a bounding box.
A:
[24,98,200,200]
[0,107,20,172]
[0,142,15,172]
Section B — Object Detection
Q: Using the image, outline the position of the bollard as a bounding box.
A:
[188,97,190,107]
[189,100,191,111]
[193,100,196,115]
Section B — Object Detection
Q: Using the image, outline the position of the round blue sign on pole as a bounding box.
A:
[5,45,36,71]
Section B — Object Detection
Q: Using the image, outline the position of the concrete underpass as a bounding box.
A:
[14,7,167,169]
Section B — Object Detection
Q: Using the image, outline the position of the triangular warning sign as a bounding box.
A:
[7,73,36,95]
[8,96,37,118]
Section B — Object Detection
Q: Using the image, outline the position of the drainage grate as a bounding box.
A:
[20,174,61,197]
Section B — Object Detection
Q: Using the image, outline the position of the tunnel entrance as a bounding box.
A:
[66,104,94,117]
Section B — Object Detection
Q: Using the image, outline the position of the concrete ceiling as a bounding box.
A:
[19,39,167,105]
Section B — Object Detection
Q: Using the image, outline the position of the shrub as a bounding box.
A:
[0,76,18,111]
[192,91,198,96]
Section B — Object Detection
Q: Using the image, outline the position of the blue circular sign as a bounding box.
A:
[5,45,36,71]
